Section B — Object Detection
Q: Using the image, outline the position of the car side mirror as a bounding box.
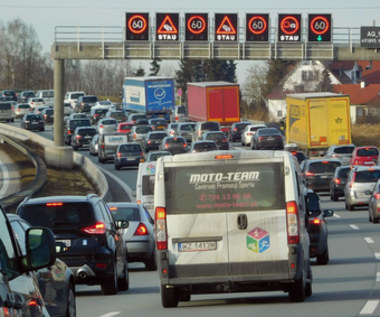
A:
[323,209,334,218]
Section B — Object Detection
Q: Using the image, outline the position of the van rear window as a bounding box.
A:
[164,162,285,213]
[0,103,11,110]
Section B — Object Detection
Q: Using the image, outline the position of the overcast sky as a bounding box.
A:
[1,1,380,83]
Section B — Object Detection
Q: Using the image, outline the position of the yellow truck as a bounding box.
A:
[286,92,351,156]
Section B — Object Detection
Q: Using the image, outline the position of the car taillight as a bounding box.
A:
[133,133,137,139]
[155,207,167,250]
[350,172,357,188]
[117,152,122,158]
[247,132,253,136]
[134,223,148,236]
[309,218,321,225]
[222,138,227,142]
[164,143,168,148]
[68,130,72,135]
[81,222,106,234]
[99,125,104,128]
[334,178,342,185]
[286,201,299,244]
[305,171,315,177]
[374,193,380,200]
[233,128,238,132]
[46,202,63,207]
[147,140,151,144]
[183,143,187,148]
[259,136,265,141]
[76,135,82,139]
[94,114,99,117]
[175,116,179,121]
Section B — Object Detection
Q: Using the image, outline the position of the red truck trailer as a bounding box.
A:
[187,81,240,133]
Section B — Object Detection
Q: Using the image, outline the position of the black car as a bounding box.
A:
[64,118,92,145]
[146,150,172,162]
[0,90,17,101]
[21,113,45,131]
[330,166,351,201]
[89,107,109,124]
[105,110,127,122]
[143,131,168,152]
[0,204,56,316]
[114,143,145,169]
[71,126,97,150]
[305,191,333,265]
[160,136,188,155]
[251,127,284,150]
[16,194,129,295]
[8,214,76,317]
[202,131,229,150]
[149,118,168,131]
[300,159,342,193]
[190,140,218,152]
[229,121,250,142]
[75,95,98,113]
[40,108,54,124]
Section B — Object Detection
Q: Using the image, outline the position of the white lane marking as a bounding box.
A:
[377,273,380,282]
[364,237,375,244]
[0,158,9,198]
[349,224,360,230]
[333,213,341,218]
[360,300,379,315]
[375,253,380,261]
[99,312,121,317]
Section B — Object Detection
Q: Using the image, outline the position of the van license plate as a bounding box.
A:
[178,241,217,252]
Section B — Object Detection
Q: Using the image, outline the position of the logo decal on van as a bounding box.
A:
[145,164,156,175]
[247,227,270,253]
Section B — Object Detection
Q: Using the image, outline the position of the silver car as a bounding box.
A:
[97,118,118,134]
[324,144,356,166]
[344,166,380,210]
[130,125,153,143]
[107,202,156,271]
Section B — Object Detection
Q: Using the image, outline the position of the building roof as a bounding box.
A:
[333,83,380,105]
[358,61,380,84]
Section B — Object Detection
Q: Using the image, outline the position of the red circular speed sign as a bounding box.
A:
[128,14,147,34]
[187,15,206,34]
[310,16,329,35]
[280,16,299,35]
[248,16,267,35]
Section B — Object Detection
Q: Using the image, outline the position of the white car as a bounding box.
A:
[13,103,31,118]
[64,91,85,109]
[93,100,116,111]
[97,118,118,134]
[241,124,266,146]
[28,97,45,109]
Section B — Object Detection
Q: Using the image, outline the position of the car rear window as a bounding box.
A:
[194,142,217,150]
[205,133,225,140]
[334,146,355,154]
[135,126,152,133]
[308,162,341,174]
[110,207,140,222]
[200,122,219,131]
[354,170,380,183]
[166,138,185,144]
[18,104,30,109]
[78,128,97,135]
[83,96,97,102]
[357,148,379,156]
[164,162,285,214]
[102,119,117,125]
[120,144,141,152]
[338,167,351,179]
[150,133,167,140]
[69,119,91,129]
[179,124,195,131]
[18,202,95,229]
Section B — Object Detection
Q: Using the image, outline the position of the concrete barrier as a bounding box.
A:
[0,123,109,199]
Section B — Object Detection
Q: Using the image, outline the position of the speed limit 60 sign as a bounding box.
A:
[246,14,269,41]
[308,14,332,42]
[126,13,149,41]
[185,13,208,41]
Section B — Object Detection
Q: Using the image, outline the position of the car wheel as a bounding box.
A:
[145,252,157,271]
[331,190,338,202]
[288,270,305,302]
[316,246,329,265]
[305,266,312,297]
[117,259,129,291]
[348,203,355,211]
[65,282,76,317]
[115,164,121,170]
[101,263,118,295]
[161,284,179,308]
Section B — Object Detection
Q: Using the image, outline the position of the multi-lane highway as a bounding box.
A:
[5,122,380,317]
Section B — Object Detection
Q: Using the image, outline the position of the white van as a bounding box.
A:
[35,89,54,107]
[154,150,312,307]
[0,102,15,122]
[136,161,156,217]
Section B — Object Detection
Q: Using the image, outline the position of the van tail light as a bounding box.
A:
[286,201,299,244]
[134,223,148,236]
[81,222,106,234]
[155,207,167,250]
[305,171,315,177]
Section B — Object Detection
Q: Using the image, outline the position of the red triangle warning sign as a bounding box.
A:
[216,16,236,35]
[157,15,178,34]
